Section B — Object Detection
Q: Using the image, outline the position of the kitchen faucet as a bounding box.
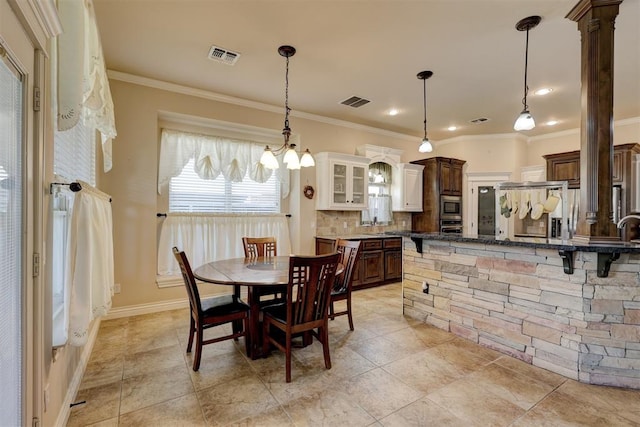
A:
[617,214,640,229]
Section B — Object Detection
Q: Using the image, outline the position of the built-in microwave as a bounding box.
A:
[440,195,462,220]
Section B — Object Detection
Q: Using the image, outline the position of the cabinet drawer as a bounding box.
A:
[383,238,402,249]
[362,239,382,250]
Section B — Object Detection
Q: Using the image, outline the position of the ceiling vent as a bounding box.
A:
[340,96,371,108]
[207,45,241,65]
[469,117,490,124]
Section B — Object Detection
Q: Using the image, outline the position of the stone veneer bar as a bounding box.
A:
[400,233,640,389]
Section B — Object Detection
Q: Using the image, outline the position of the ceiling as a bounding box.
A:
[92,0,640,143]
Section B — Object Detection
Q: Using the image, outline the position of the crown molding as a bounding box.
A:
[107,70,417,142]
[435,132,528,147]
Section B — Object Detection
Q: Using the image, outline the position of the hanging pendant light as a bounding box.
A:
[259,45,315,170]
[417,70,434,153]
[513,16,541,131]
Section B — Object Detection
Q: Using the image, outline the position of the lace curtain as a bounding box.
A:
[67,182,114,346]
[56,0,117,172]
[157,213,291,277]
[158,129,290,198]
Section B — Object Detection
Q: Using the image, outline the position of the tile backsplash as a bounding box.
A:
[315,210,412,236]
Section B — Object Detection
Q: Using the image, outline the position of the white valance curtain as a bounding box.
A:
[158,213,291,277]
[56,0,117,172]
[158,129,290,198]
[67,181,114,346]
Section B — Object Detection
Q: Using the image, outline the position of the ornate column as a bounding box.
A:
[566,0,622,244]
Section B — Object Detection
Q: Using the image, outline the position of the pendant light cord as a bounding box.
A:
[283,54,291,143]
[423,77,428,139]
[522,28,530,111]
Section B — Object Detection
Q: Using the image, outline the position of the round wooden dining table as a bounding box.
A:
[193,255,342,359]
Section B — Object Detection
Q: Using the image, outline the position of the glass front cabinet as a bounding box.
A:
[315,152,370,210]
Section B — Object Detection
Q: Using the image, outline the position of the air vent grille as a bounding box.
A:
[340,96,371,108]
[469,117,490,124]
[207,45,241,65]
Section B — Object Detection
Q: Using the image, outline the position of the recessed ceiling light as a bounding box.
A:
[534,88,553,96]
[388,109,399,116]
[447,126,458,131]
[545,120,559,126]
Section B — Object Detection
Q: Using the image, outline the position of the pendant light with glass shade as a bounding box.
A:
[417,70,434,153]
[259,45,315,170]
[513,16,541,131]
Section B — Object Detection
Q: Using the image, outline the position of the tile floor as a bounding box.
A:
[67,283,640,426]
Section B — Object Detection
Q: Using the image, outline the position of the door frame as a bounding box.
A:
[2,1,60,425]
[466,172,511,237]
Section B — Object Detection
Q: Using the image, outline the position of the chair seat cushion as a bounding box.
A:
[262,302,287,323]
[201,295,249,317]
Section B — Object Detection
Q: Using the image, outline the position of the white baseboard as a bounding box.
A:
[103,298,190,320]
[54,318,101,427]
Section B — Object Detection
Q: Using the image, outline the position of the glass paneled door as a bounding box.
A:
[0,39,25,427]
[0,7,37,422]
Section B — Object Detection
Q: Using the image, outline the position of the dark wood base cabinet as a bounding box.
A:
[315,236,402,289]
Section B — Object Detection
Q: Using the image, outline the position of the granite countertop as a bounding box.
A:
[316,233,403,240]
[391,230,640,253]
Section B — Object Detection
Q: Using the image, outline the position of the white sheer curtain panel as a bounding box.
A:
[157,213,291,277]
[158,129,290,198]
[51,188,74,347]
[57,0,117,172]
[68,181,114,346]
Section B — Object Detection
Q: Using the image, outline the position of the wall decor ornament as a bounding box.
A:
[303,185,315,199]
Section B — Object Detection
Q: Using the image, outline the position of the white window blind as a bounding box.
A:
[53,121,96,185]
[169,158,280,213]
[0,49,23,427]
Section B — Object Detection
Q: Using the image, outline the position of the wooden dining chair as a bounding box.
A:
[242,236,277,258]
[242,236,286,304]
[173,247,250,371]
[262,252,341,382]
[329,239,362,331]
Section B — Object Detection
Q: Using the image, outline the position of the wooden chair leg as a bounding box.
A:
[285,331,292,383]
[262,319,270,357]
[321,326,331,369]
[243,317,250,355]
[186,316,195,353]
[329,301,335,320]
[193,326,203,371]
[347,296,354,331]
[232,319,242,339]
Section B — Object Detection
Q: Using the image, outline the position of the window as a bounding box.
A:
[169,158,280,213]
[53,121,96,185]
[51,121,96,347]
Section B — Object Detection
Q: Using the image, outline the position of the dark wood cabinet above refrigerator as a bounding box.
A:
[544,143,639,188]
[544,143,640,240]
[410,157,466,232]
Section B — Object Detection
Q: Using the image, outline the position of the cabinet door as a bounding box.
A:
[439,161,453,194]
[350,164,367,207]
[360,250,384,284]
[450,161,464,195]
[613,151,623,183]
[384,250,402,280]
[546,155,580,188]
[315,238,336,255]
[329,161,367,209]
[331,162,349,205]
[403,168,422,211]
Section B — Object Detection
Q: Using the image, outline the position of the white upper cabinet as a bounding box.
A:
[392,163,424,211]
[315,152,370,210]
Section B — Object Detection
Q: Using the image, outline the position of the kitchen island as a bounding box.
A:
[393,231,640,389]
